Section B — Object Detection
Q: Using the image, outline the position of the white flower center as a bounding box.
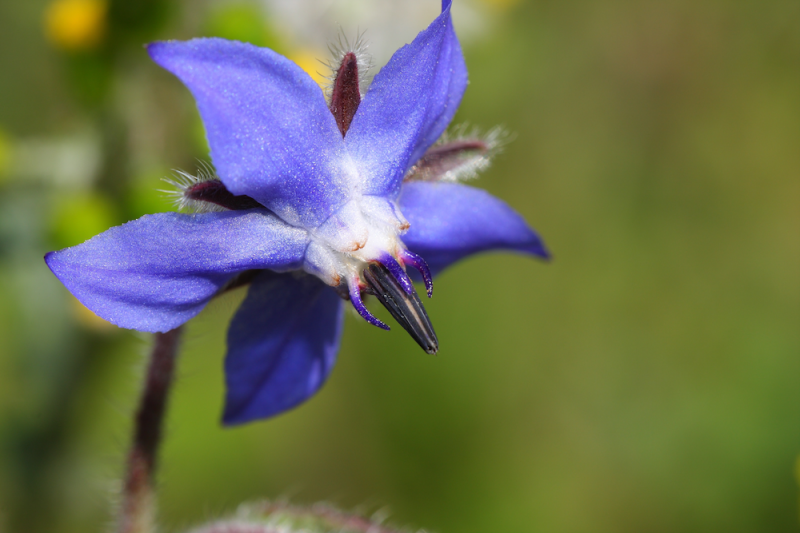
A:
[303,195,409,290]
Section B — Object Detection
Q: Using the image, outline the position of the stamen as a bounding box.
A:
[363,263,438,355]
[330,51,361,136]
[379,253,415,295]
[400,249,433,298]
[348,274,390,330]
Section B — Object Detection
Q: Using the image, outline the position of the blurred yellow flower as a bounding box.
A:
[287,49,328,88]
[45,0,107,51]
[49,191,119,249]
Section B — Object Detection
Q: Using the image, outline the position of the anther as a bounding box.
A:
[363,262,438,354]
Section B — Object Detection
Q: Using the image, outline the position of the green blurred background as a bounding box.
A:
[0,0,798,531]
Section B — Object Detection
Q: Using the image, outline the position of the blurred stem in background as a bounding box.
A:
[118,328,182,533]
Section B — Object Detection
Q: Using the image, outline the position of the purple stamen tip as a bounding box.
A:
[400,249,433,298]
[349,280,390,330]
[379,254,415,296]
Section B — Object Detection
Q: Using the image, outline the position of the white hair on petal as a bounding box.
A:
[441,124,513,182]
[405,124,514,184]
[158,161,226,213]
[319,28,373,102]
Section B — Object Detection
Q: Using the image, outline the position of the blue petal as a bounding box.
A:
[345,0,467,198]
[148,39,353,228]
[223,271,344,425]
[399,181,549,276]
[45,210,309,333]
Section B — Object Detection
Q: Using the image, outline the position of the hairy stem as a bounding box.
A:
[117,327,183,533]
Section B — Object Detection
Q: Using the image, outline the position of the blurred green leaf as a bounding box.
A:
[0,128,11,181]
[107,0,171,40]
[49,192,119,248]
[126,168,179,218]
[202,3,281,51]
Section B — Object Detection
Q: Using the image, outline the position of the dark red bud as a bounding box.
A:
[330,52,361,137]
[185,179,263,211]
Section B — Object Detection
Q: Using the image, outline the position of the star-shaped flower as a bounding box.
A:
[45,0,548,425]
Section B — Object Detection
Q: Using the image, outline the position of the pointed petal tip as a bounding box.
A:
[222,398,300,425]
[221,408,244,427]
[147,39,198,66]
[531,241,552,261]
[147,40,185,68]
[221,406,273,426]
[221,404,260,426]
[220,377,324,425]
[146,40,166,60]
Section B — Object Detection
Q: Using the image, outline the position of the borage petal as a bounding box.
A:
[345,0,467,198]
[148,39,353,228]
[399,181,549,276]
[223,271,344,425]
[45,210,308,333]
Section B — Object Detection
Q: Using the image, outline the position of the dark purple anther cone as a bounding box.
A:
[363,261,438,354]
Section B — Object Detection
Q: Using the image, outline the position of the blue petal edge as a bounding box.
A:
[399,181,549,277]
[45,210,308,333]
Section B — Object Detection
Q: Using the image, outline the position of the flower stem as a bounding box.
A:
[117,327,183,533]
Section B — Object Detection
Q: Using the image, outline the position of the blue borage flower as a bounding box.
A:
[45,0,549,425]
